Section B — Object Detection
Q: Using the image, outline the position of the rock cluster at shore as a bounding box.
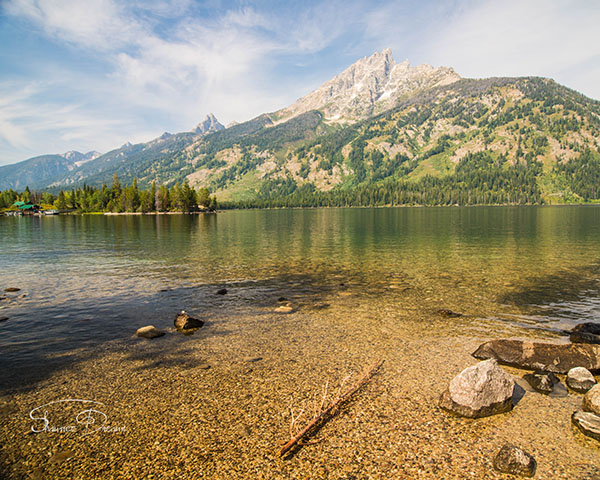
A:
[466,322,600,452]
[440,321,600,476]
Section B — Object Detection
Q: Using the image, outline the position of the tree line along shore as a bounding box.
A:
[0,174,217,214]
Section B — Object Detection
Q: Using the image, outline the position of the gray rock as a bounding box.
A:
[135,325,165,339]
[439,359,515,418]
[174,311,204,330]
[572,410,600,441]
[570,322,600,344]
[522,371,558,395]
[473,339,600,374]
[566,367,596,393]
[583,384,600,415]
[493,443,536,477]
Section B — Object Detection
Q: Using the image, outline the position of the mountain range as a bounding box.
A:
[1,49,599,205]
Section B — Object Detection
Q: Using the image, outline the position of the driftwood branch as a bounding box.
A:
[278,359,384,458]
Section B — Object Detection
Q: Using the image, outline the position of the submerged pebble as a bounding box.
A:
[493,443,536,477]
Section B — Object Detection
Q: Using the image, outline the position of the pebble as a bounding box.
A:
[243,357,262,363]
[275,305,294,314]
[216,288,228,295]
[4,287,20,292]
[493,443,536,477]
[48,450,75,464]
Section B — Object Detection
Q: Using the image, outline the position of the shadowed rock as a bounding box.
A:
[439,359,515,418]
[493,444,536,477]
[572,411,600,442]
[523,371,559,395]
[174,311,204,330]
[570,323,600,344]
[473,339,600,374]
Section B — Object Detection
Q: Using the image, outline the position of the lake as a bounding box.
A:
[1,206,599,478]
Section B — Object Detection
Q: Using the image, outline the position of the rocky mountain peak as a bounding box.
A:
[193,113,225,134]
[277,48,460,122]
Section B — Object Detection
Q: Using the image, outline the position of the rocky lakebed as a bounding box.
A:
[1,279,600,479]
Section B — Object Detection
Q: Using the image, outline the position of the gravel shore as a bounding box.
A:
[1,281,599,479]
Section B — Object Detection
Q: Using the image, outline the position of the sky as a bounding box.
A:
[0,0,598,166]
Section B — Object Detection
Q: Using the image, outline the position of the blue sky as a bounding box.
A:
[0,0,598,166]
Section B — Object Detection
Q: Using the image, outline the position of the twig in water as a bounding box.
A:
[278,359,384,458]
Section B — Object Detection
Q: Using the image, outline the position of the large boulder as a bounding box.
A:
[493,443,536,477]
[583,384,600,415]
[572,411,600,442]
[566,367,596,393]
[570,322,600,344]
[473,339,600,374]
[439,359,515,418]
[174,311,204,330]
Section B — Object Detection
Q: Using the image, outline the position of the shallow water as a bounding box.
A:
[2,206,599,364]
[1,206,600,479]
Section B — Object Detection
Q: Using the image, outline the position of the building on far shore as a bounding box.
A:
[12,201,41,215]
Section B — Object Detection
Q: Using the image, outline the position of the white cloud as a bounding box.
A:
[425,0,600,98]
[5,0,144,49]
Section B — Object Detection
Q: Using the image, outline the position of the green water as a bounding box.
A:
[1,206,599,368]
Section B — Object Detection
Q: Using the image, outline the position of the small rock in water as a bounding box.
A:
[216,288,228,295]
[437,308,462,317]
[274,305,294,314]
[135,325,166,339]
[570,323,600,344]
[439,358,515,418]
[567,367,596,393]
[572,410,600,441]
[4,287,20,292]
[493,443,536,477]
[312,302,330,310]
[583,384,600,415]
[243,357,262,363]
[0,317,8,323]
[174,311,204,330]
[277,296,287,302]
[48,450,75,464]
[523,371,558,395]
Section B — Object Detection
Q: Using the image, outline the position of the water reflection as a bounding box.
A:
[1,206,599,382]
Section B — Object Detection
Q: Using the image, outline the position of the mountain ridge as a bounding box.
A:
[1,49,600,206]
